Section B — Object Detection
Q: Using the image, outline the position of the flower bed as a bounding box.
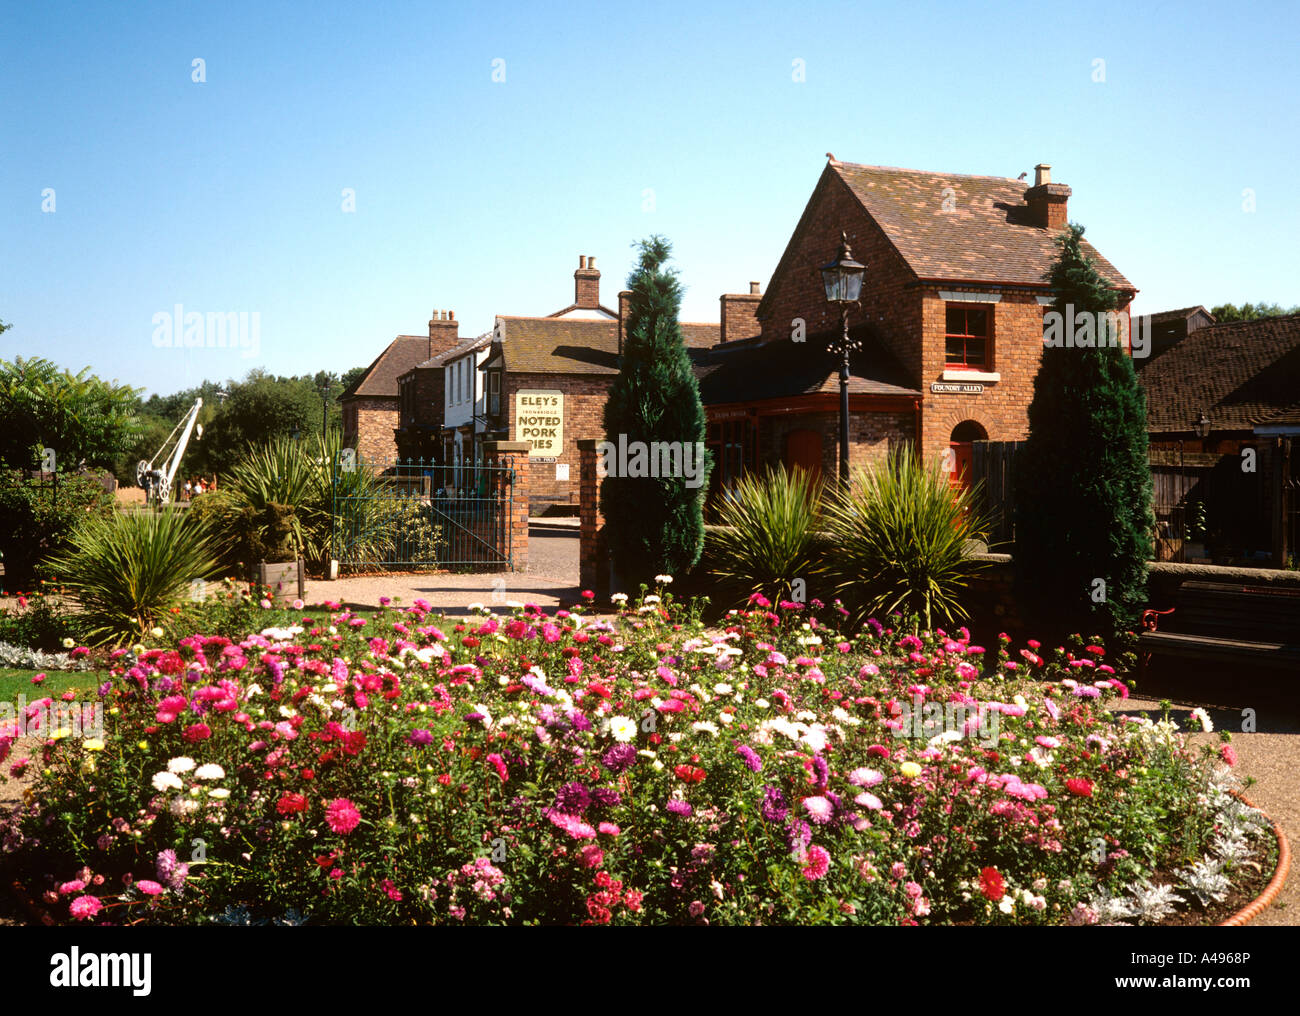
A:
[0,590,1275,925]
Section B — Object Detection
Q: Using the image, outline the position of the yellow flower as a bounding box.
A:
[137,741,149,751]
[900,761,923,778]
[50,728,72,742]
[83,738,105,751]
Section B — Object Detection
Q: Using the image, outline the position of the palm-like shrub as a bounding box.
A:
[44,509,218,645]
[708,465,825,607]
[199,432,440,573]
[823,450,990,631]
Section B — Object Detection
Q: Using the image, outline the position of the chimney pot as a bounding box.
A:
[579,256,587,269]
[575,254,601,309]
[588,256,596,269]
[749,281,761,295]
[1034,163,1051,186]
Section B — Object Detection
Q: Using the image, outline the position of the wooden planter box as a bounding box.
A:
[255,559,305,605]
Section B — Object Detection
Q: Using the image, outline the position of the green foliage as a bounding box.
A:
[601,237,712,589]
[822,450,989,631]
[0,357,141,470]
[1014,223,1154,636]
[43,509,219,645]
[195,431,440,574]
[0,470,118,592]
[707,465,825,607]
[1209,302,1300,323]
[0,583,83,651]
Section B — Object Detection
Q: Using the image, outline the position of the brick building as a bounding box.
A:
[477,256,719,507]
[698,158,1136,495]
[1140,312,1300,564]
[343,311,461,462]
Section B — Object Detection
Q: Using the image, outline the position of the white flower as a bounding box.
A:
[208,788,231,800]
[195,763,226,781]
[611,593,629,604]
[1189,708,1214,733]
[713,682,733,694]
[644,595,661,605]
[467,602,486,612]
[62,637,75,649]
[170,798,199,816]
[755,698,770,710]
[998,897,1015,915]
[152,771,184,792]
[717,712,734,725]
[654,574,673,584]
[167,757,196,774]
[691,721,719,737]
[608,716,637,743]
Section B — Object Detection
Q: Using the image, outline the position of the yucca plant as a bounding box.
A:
[44,509,218,645]
[823,449,990,631]
[708,465,825,607]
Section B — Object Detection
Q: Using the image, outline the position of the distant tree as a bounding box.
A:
[1014,224,1154,638]
[600,236,712,590]
[340,365,368,395]
[196,372,320,477]
[1209,302,1300,323]
[0,356,141,471]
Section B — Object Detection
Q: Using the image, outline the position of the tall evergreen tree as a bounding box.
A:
[1014,223,1154,637]
[601,236,712,589]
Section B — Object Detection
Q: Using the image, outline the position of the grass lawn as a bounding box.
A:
[0,668,105,705]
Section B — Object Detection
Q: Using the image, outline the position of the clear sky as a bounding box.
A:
[3,0,1297,397]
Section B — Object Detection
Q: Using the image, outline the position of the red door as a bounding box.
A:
[948,442,973,494]
[785,429,823,485]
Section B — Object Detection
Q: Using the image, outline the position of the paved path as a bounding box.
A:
[305,519,580,615]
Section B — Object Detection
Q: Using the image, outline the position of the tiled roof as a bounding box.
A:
[828,162,1135,290]
[417,331,492,370]
[1148,306,1214,325]
[497,317,721,375]
[342,335,430,399]
[697,325,920,405]
[1140,314,1300,433]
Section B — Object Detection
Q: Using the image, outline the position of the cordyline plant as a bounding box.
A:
[822,449,990,631]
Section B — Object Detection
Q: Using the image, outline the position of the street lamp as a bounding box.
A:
[821,231,867,487]
[320,380,333,442]
[1192,410,1212,440]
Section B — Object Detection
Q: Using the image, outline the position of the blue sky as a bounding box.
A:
[3,0,1297,397]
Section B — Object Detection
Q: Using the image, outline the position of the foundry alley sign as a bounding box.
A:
[930,382,984,394]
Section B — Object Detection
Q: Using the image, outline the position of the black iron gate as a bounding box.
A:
[331,456,516,570]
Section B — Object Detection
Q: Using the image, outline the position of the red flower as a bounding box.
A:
[581,590,595,600]
[673,764,707,783]
[278,793,309,815]
[1085,645,1106,657]
[979,867,1006,902]
[1066,778,1094,797]
[182,723,212,743]
[1220,744,1238,767]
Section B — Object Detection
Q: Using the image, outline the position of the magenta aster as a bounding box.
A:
[325,797,362,834]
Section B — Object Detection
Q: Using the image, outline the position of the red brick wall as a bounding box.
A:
[342,396,400,463]
[720,291,761,343]
[484,442,530,571]
[757,170,923,382]
[763,409,914,477]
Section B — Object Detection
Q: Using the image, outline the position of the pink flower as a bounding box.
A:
[325,797,362,834]
[801,844,831,880]
[58,880,86,895]
[135,880,165,896]
[1220,744,1238,767]
[598,822,620,836]
[848,767,884,787]
[802,796,834,824]
[69,895,102,920]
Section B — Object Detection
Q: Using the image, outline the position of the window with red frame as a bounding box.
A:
[945,305,990,368]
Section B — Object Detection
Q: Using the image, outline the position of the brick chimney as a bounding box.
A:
[720,281,762,343]
[575,255,601,310]
[428,309,459,357]
[1024,163,1071,229]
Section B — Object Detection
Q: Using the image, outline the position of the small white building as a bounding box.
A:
[437,331,494,493]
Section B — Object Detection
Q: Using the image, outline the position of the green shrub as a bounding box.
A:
[822,450,990,631]
[707,465,825,607]
[0,470,117,592]
[43,509,219,645]
[0,582,84,650]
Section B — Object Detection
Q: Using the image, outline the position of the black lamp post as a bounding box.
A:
[320,381,333,442]
[820,231,867,487]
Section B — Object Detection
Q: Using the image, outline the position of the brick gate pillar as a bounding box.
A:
[483,441,530,571]
[577,439,609,599]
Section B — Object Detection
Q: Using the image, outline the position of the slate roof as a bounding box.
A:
[791,162,1134,292]
[408,331,493,371]
[496,317,720,375]
[697,326,921,405]
[1140,314,1300,433]
[341,335,431,400]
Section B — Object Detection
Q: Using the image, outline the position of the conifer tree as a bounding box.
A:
[1013,223,1154,637]
[600,237,712,589]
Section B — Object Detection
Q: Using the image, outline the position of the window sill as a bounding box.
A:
[941,369,1001,383]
